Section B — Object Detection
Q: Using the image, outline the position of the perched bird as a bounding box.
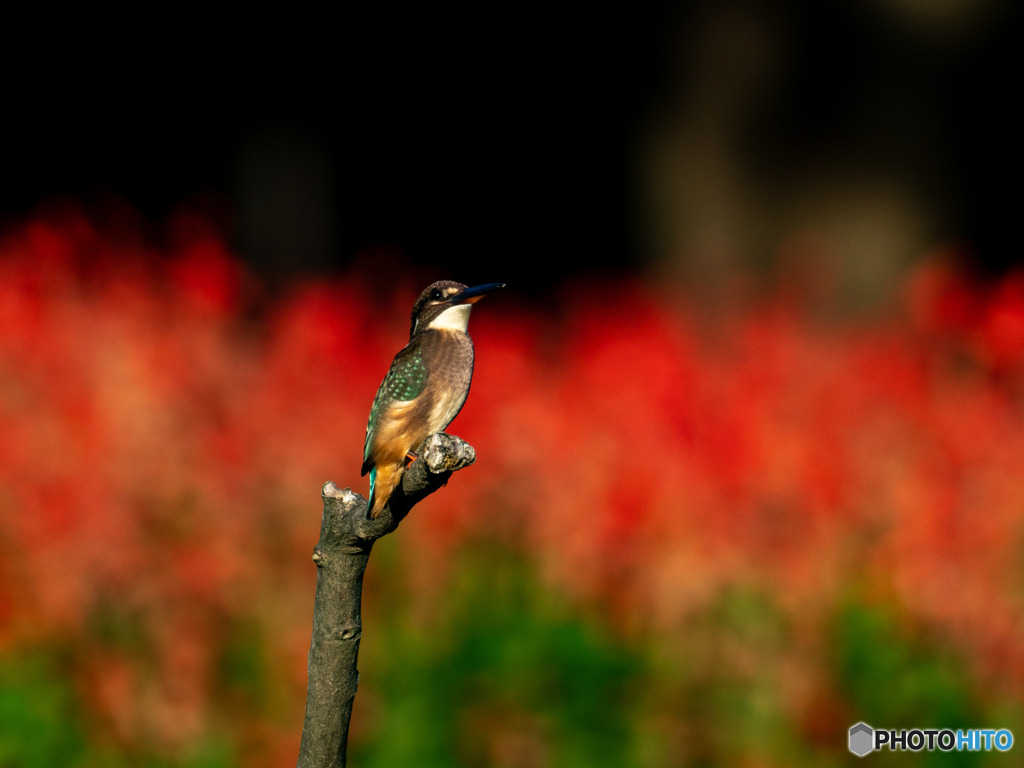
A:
[362,280,504,518]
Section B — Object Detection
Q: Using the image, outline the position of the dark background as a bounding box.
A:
[2,1,1020,292]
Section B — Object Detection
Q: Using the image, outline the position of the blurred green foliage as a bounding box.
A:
[0,650,235,768]
[355,544,641,767]
[218,619,269,712]
[834,601,1010,767]
[2,550,1016,767]
[0,652,85,768]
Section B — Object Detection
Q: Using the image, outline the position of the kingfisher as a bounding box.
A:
[362,280,504,518]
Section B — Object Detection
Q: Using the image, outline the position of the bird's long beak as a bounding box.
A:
[455,282,505,304]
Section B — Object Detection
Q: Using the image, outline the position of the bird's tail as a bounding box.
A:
[368,463,405,519]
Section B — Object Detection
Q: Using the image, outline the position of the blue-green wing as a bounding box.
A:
[361,344,428,473]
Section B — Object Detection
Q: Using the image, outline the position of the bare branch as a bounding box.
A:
[296,433,476,768]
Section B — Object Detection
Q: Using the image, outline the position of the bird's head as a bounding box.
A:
[409,280,505,339]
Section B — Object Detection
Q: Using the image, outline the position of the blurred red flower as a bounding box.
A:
[2,205,1024,762]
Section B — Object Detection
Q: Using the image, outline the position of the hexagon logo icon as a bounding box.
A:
[849,722,874,757]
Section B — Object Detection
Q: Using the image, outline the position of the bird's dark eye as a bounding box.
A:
[430,289,443,300]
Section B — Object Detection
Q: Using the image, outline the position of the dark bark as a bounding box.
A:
[296,433,477,768]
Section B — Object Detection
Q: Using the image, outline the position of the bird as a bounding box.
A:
[362,280,504,518]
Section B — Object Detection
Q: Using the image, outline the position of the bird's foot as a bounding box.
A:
[404,451,418,468]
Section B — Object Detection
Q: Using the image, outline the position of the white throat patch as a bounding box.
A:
[427,303,472,332]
